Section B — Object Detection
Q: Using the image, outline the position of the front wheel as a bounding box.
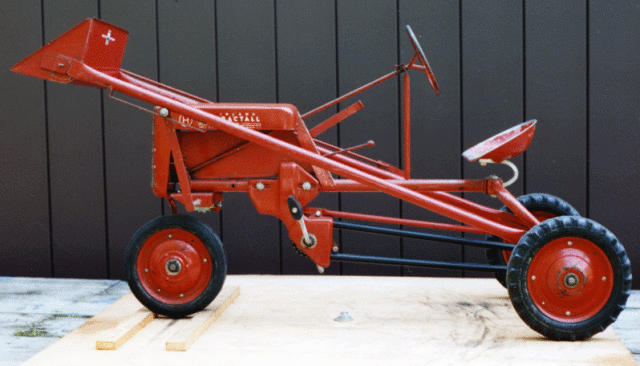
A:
[507,216,631,340]
[125,215,227,318]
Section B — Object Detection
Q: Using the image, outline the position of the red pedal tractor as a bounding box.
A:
[12,19,631,341]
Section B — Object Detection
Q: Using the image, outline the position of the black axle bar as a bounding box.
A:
[332,221,515,251]
[330,253,507,273]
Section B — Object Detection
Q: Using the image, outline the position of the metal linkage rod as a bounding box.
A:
[330,253,507,273]
[333,221,515,251]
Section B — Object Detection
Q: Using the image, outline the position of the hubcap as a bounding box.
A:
[527,237,613,322]
[136,228,213,305]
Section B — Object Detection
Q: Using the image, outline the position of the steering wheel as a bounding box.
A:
[406,25,440,95]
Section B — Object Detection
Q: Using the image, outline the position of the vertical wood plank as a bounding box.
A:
[337,0,400,276]
[216,0,280,274]
[398,0,463,277]
[100,2,161,279]
[461,1,523,278]
[524,1,587,214]
[589,1,640,284]
[42,2,107,278]
[157,0,217,102]
[0,1,51,276]
[276,0,340,275]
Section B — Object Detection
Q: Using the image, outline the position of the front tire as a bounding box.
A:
[125,215,227,318]
[507,216,631,340]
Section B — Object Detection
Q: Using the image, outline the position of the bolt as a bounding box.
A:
[602,276,607,281]
[302,181,312,191]
[317,265,324,274]
[145,268,149,273]
[315,210,322,217]
[564,273,579,288]
[203,258,208,263]
[165,259,181,276]
[531,275,536,281]
[335,312,353,322]
[158,289,161,292]
[291,207,299,214]
[180,294,184,298]
[159,108,169,117]
[566,311,571,316]
[256,182,265,190]
[332,246,339,253]
[568,241,573,246]
[168,234,172,239]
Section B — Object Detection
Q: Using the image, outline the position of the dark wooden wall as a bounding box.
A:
[1,0,639,288]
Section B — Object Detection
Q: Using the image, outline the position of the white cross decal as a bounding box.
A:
[102,30,115,45]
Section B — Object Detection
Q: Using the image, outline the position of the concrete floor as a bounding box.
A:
[0,277,638,365]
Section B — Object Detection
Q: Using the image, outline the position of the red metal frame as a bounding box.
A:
[12,18,542,270]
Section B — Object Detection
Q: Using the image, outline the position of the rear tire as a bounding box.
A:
[507,216,631,340]
[486,193,580,288]
[125,215,227,318]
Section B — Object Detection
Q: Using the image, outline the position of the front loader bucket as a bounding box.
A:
[11,18,128,88]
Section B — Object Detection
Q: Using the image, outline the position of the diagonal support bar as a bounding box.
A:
[308,100,364,137]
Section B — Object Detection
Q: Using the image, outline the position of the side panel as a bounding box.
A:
[524,1,587,214]
[461,1,523,277]
[399,0,463,277]
[157,0,221,245]
[276,0,340,275]
[589,1,640,285]
[43,1,108,278]
[337,0,401,276]
[101,1,162,280]
[216,0,281,274]
[0,1,51,276]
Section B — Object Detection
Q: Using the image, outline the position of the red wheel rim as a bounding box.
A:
[502,211,556,264]
[137,228,212,305]
[527,237,613,323]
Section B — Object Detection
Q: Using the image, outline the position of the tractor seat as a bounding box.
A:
[462,120,537,163]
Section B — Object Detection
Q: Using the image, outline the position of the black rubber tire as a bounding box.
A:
[507,216,632,340]
[486,193,580,288]
[125,215,227,318]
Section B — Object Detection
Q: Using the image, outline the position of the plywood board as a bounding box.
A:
[22,276,636,365]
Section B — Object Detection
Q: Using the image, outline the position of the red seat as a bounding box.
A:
[462,120,537,163]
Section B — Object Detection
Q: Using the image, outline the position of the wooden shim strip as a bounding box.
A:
[95,309,155,350]
[166,286,240,352]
